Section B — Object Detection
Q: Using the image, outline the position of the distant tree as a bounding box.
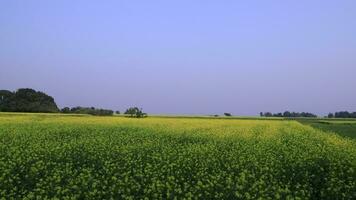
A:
[327,113,334,118]
[335,111,349,118]
[264,112,273,117]
[283,111,291,118]
[124,107,147,118]
[260,112,264,117]
[0,90,15,112]
[262,111,317,118]
[124,107,138,117]
[0,88,58,113]
[95,109,114,116]
[333,111,356,118]
[273,113,283,117]
[70,106,82,113]
[115,111,120,114]
[352,112,356,118]
[291,112,298,117]
[62,106,113,116]
[224,113,232,117]
[61,107,71,113]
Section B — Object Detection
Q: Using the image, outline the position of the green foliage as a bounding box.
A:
[299,119,356,139]
[0,88,58,113]
[124,107,147,118]
[61,107,114,116]
[261,111,317,118]
[0,90,14,111]
[224,113,232,117]
[0,114,355,199]
[332,111,356,118]
[61,107,71,113]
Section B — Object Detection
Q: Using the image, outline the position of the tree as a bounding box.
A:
[224,113,232,117]
[124,107,147,118]
[115,111,120,114]
[264,112,273,117]
[61,107,71,113]
[273,113,283,117]
[333,111,356,118]
[62,106,113,116]
[283,111,291,118]
[352,112,356,118]
[335,111,349,118]
[0,88,58,113]
[0,90,15,111]
[262,111,317,118]
[124,107,138,117]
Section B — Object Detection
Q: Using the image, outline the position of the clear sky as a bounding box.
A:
[1,0,355,116]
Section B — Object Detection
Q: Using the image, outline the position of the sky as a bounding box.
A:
[0,0,355,116]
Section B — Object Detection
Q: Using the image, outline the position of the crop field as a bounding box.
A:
[298,118,356,139]
[0,113,355,199]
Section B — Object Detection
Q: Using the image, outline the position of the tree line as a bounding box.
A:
[2,88,355,119]
[60,106,114,116]
[60,106,147,118]
[260,111,356,118]
[0,88,147,117]
[327,111,356,118]
[260,111,317,118]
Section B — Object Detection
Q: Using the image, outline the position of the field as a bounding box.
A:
[298,118,356,139]
[0,113,355,199]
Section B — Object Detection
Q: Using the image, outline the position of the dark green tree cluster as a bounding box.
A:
[327,111,356,118]
[0,88,59,113]
[124,107,147,118]
[60,107,114,116]
[260,111,317,118]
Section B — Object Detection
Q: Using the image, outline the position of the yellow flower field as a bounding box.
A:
[0,113,355,199]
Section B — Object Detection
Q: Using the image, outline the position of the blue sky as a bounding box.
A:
[1,0,355,115]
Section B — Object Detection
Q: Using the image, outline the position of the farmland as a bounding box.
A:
[298,118,356,139]
[0,113,355,199]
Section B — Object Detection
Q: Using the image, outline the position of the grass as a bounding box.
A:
[0,113,355,199]
[298,118,356,139]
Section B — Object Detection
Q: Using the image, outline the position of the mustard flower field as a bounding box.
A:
[0,113,355,199]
